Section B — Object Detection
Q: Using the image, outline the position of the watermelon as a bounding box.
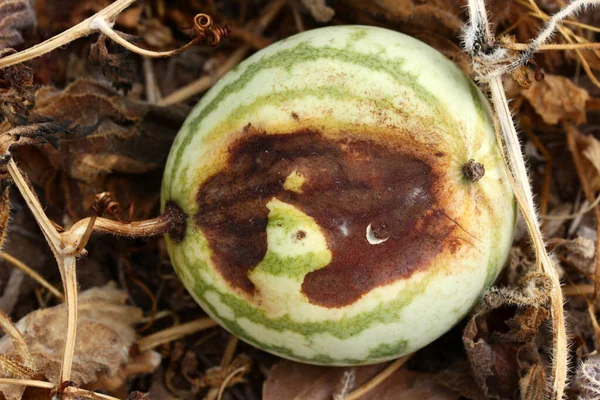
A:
[161,25,516,365]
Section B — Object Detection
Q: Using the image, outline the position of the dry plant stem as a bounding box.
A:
[59,256,78,384]
[7,159,79,384]
[0,378,54,389]
[0,252,64,300]
[564,283,594,296]
[64,388,122,400]
[0,309,32,368]
[544,192,600,220]
[565,123,600,302]
[216,366,246,400]
[345,354,412,400]
[68,213,175,240]
[137,317,217,352]
[221,336,238,367]
[160,46,249,105]
[0,0,137,68]
[491,69,567,400]
[92,18,197,58]
[6,160,60,253]
[505,42,600,50]
[466,0,568,398]
[206,335,240,400]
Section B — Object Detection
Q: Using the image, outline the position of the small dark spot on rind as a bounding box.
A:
[195,129,456,308]
[296,230,306,240]
[291,112,299,120]
[165,201,187,243]
[462,159,485,182]
[435,152,444,158]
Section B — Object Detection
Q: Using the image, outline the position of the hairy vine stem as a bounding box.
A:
[463,0,600,397]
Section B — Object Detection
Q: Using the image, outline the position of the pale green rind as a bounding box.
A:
[161,25,517,365]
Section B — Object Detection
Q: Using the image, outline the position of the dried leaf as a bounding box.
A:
[521,74,590,125]
[436,361,487,400]
[263,361,460,400]
[552,237,596,276]
[32,78,186,182]
[0,0,36,49]
[0,49,35,114]
[463,274,551,399]
[201,354,251,389]
[519,364,546,400]
[301,0,335,22]
[335,0,464,43]
[0,283,160,399]
[573,131,600,192]
[89,34,136,93]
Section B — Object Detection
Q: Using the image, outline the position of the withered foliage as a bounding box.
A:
[0,0,599,399]
[0,284,159,400]
[0,0,35,49]
[263,360,460,399]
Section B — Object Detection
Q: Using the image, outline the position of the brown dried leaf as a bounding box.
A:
[519,364,546,400]
[335,0,464,43]
[521,74,590,125]
[436,361,486,400]
[0,283,160,399]
[201,354,251,389]
[301,0,335,22]
[32,78,186,183]
[0,49,35,113]
[552,237,596,276]
[463,274,551,399]
[89,34,136,94]
[573,130,600,192]
[263,361,460,400]
[0,0,36,49]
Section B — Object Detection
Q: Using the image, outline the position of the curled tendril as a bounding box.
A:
[189,13,232,47]
[91,192,119,217]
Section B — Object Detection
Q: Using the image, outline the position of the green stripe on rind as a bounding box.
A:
[161,26,467,205]
[165,219,509,365]
[161,25,517,365]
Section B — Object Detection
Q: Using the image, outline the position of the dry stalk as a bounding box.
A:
[0,309,32,369]
[0,0,137,68]
[565,123,600,304]
[462,0,600,397]
[6,159,77,384]
[136,317,217,352]
[0,0,229,69]
[345,354,412,400]
[7,157,187,389]
[0,378,54,389]
[0,252,64,300]
[206,335,239,400]
[216,366,246,400]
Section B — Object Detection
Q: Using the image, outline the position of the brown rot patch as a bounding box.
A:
[195,129,458,308]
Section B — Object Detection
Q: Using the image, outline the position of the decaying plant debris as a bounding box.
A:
[0,0,600,399]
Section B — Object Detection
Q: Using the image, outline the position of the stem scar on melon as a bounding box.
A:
[161,25,516,365]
